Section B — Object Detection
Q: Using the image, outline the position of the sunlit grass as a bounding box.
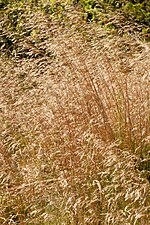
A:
[0,4,150,225]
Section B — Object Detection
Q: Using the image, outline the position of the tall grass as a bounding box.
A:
[0,14,150,225]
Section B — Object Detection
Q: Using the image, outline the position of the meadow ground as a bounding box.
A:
[0,2,150,224]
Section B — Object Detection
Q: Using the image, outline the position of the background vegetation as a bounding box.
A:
[0,0,150,224]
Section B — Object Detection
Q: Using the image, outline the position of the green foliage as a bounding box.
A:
[123,2,150,24]
[78,0,98,21]
[0,0,8,9]
[0,0,150,35]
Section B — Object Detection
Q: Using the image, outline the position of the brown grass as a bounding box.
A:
[0,13,150,225]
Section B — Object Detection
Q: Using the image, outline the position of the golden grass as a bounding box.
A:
[0,15,150,225]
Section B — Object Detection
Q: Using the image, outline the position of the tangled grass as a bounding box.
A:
[0,7,150,225]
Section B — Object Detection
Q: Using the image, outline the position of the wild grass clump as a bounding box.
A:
[0,6,150,225]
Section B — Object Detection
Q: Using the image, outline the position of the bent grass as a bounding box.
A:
[0,16,150,225]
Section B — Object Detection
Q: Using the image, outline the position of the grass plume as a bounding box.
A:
[0,4,150,225]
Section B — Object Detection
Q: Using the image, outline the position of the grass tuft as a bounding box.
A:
[0,2,150,224]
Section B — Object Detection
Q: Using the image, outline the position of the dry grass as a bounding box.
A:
[0,11,150,225]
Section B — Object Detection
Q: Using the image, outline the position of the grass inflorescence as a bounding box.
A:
[0,1,150,225]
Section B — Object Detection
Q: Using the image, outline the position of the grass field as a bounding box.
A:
[0,1,150,224]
